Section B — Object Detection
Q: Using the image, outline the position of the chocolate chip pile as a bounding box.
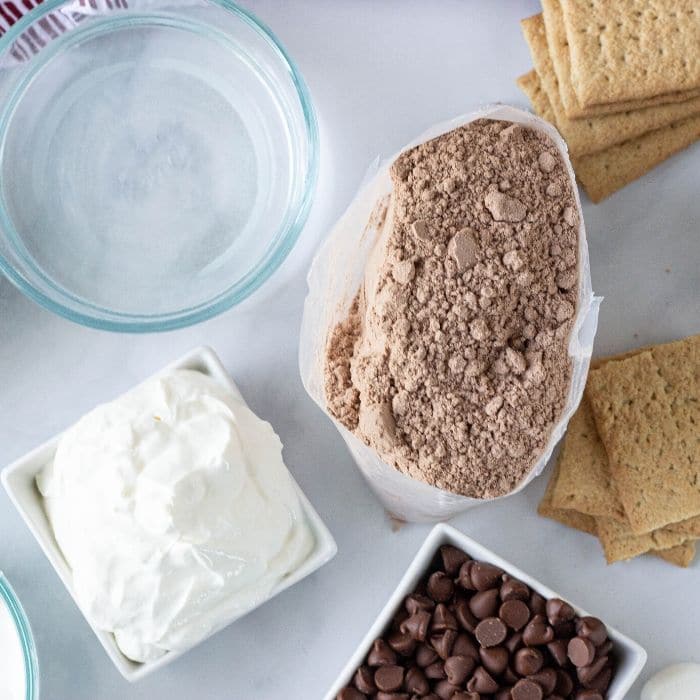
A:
[337,545,615,700]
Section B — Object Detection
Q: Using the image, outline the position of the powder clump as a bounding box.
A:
[325,119,579,498]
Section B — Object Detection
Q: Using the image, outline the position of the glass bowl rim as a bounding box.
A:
[0,573,40,700]
[0,0,319,332]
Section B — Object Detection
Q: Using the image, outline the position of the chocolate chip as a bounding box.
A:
[391,607,409,631]
[457,560,477,590]
[529,592,547,616]
[568,637,596,667]
[505,632,524,654]
[546,598,575,626]
[514,647,544,676]
[444,655,476,685]
[500,599,531,630]
[596,639,613,657]
[425,660,446,680]
[452,632,479,660]
[430,629,457,660]
[475,616,508,647]
[504,666,520,685]
[577,655,609,685]
[337,688,367,700]
[375,665,404,692]
[376,693,409,700]
[576,617,608,646]
[555,669,575,696]
[427,571,455,603]
[431,603,458,632]
[454,598,479,632]
[416,643,439,667]
[512,678,543,700]
[387,630,416,656]
[552,619,576,639]
[584,665,612,693]
[528,667,557,695]
[353,666,377,694]
[453,693,481,700]
[467,666,500,694]
[495,690,514,700]
[405,594,435,615]
[575,691,604,700]
[470,562,504,590]
[433,680,461,700]
[404,666,429,695]
[440,545,470,575]
[547,639,569,667]
[469,588,499,619]
[368,639,398,667]
[401,611,432,641]
[479,645,509,675]
[523,614,554,646]
[501,577,531,602]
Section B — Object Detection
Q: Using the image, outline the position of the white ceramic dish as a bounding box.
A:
[325,523,646,700]
[1,346,337,682]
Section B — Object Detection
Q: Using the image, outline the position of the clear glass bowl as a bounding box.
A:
[0,574,39,700]
[0,0,318,331]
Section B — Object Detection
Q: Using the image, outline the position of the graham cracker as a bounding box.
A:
[522,11,700,157]
[550,397,626,520]
[517,70,700,203]
[667,517,700,538]
[538,466,696,567]
[595,515,692,563]
[561,0,700,107]
[550,346,669,522]
[586,336,700,534]
[517,70,556,124]
[656,541,696,568]
[574,114,700,203]
[538,463,599,536]
[541,0,700,118]
[597,511,700,555]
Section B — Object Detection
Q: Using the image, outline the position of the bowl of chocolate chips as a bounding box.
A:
[327,524,646,700]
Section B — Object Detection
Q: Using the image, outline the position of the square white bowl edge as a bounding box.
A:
[324,523,646,700]
[1,345,337,682]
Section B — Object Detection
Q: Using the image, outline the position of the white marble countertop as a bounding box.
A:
[0,1,698,698]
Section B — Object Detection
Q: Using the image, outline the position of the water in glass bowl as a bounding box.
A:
[1,18,299,317]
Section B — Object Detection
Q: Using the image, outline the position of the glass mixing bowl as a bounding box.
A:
[0,573,39,700]
[0,0,318,331]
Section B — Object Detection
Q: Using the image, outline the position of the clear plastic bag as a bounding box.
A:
[299,105,601,522]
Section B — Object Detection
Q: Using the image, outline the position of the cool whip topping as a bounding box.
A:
[37,369,313,663]
[641,663,700,700]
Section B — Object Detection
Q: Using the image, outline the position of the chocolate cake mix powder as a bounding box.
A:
[325,119,579,498]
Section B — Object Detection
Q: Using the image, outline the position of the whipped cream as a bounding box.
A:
[37,369,313,663]
[641,663,700,700]
[0,580,26,700]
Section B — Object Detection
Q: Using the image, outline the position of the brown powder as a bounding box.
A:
[325,119,579,498]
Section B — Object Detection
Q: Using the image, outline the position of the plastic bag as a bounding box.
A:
[299,105,601,522]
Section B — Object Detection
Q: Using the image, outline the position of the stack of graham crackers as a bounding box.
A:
[539,333,700,567]
[516,0,700,203]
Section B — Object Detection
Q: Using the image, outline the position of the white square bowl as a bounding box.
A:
[2,346,337,682]
[325,523,646,700]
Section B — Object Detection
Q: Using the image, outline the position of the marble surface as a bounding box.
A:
[0,1,698,698]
